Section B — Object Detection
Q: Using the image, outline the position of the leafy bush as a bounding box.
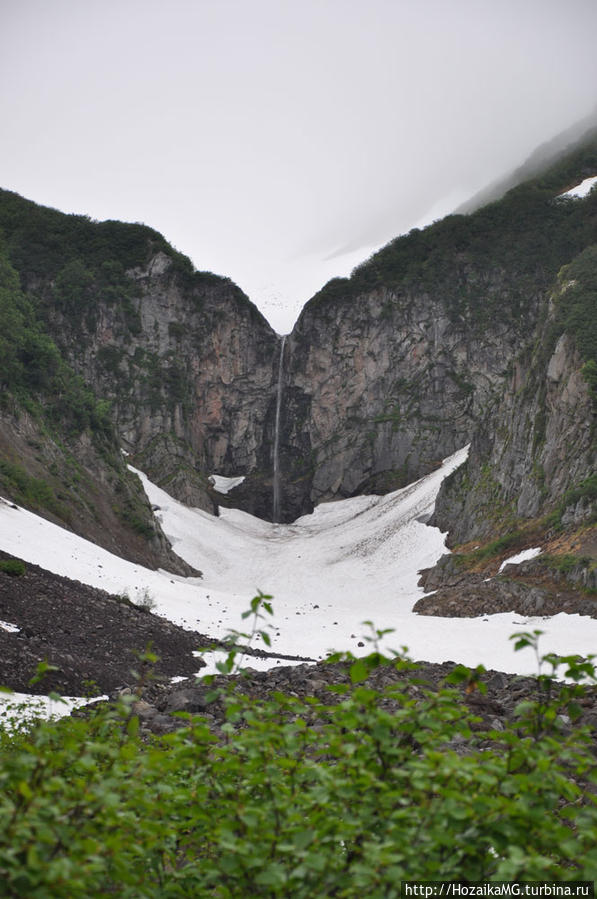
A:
[1,606,597,895]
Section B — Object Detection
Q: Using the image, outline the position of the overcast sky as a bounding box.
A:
[2,0,597,333]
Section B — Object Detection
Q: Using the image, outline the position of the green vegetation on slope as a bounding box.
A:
[0,241,112,438]
[308,134,597,327]
[552,244,597,400]
[0,188,191,281]
[0,188,271,455]
[0,458,68,522]
[0,239,165,550]
[0,187,267,331]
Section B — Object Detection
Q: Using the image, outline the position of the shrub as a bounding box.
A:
[1,608,597,895]
[116,502,155,540]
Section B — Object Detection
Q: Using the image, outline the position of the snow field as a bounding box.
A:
[1,447,597,687]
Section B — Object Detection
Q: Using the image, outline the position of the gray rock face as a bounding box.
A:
[44,254,280,514]
[39,249,538,525]
[432,282,596,546]
[278,282,536,519]
[8,145,595,530]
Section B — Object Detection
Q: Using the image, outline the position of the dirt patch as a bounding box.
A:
[0,549,213,695]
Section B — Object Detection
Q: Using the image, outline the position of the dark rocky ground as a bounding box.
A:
[416,550,597,619]
[0,550,308,697]
[111,656,597,748]
[0,550,210,696]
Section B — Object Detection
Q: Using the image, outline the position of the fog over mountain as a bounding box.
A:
[2,0,597,330]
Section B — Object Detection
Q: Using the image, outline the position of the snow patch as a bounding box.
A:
[194,650,304,676]
[499,547,542,572]
[557,175,597,199]
[0,691,106,730]
[0,620,20,633]
[209,474,246,494]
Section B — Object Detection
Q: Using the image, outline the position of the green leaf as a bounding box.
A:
[349,660,369,683]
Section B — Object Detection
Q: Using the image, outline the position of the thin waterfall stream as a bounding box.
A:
[272,335,287,523]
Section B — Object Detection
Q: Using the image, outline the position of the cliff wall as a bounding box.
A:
[1,126,596,539]
[432,248,597,546]
[44,252,279,512]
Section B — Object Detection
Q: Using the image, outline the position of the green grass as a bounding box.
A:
[0,559,26,576]
[0,458,68,522]
[537,553,593,575]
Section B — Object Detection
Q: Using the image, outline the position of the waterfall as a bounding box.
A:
[272,335,286,523]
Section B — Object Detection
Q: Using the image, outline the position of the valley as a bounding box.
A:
[0,120,595,706]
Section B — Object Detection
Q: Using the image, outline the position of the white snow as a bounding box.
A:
[209,474,246,494]
[194,649,290,676]
[2,445,597,685]
[0,691,103,730]
[0,620,20,633]
[557,175,597,199]
[499,547,542,572]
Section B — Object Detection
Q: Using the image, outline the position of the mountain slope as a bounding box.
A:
[456,113,597,214]
[276,127,597,519]
[0,238,193,573]
[0,122,595,556]
[433,243,597,546]
[0,188,279,514]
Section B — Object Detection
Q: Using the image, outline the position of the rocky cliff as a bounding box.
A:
[0,233,196,574]
[418,239,597,615]
[281,276,534,520]
[0,124,596,554]
[432,245,597,546]
[275,132,597,519]
[44,250,279,514]
[0,190,283,523]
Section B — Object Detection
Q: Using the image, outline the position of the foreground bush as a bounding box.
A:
[1,627,597,897]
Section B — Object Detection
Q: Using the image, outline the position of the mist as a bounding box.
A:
[2,0,597,331]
